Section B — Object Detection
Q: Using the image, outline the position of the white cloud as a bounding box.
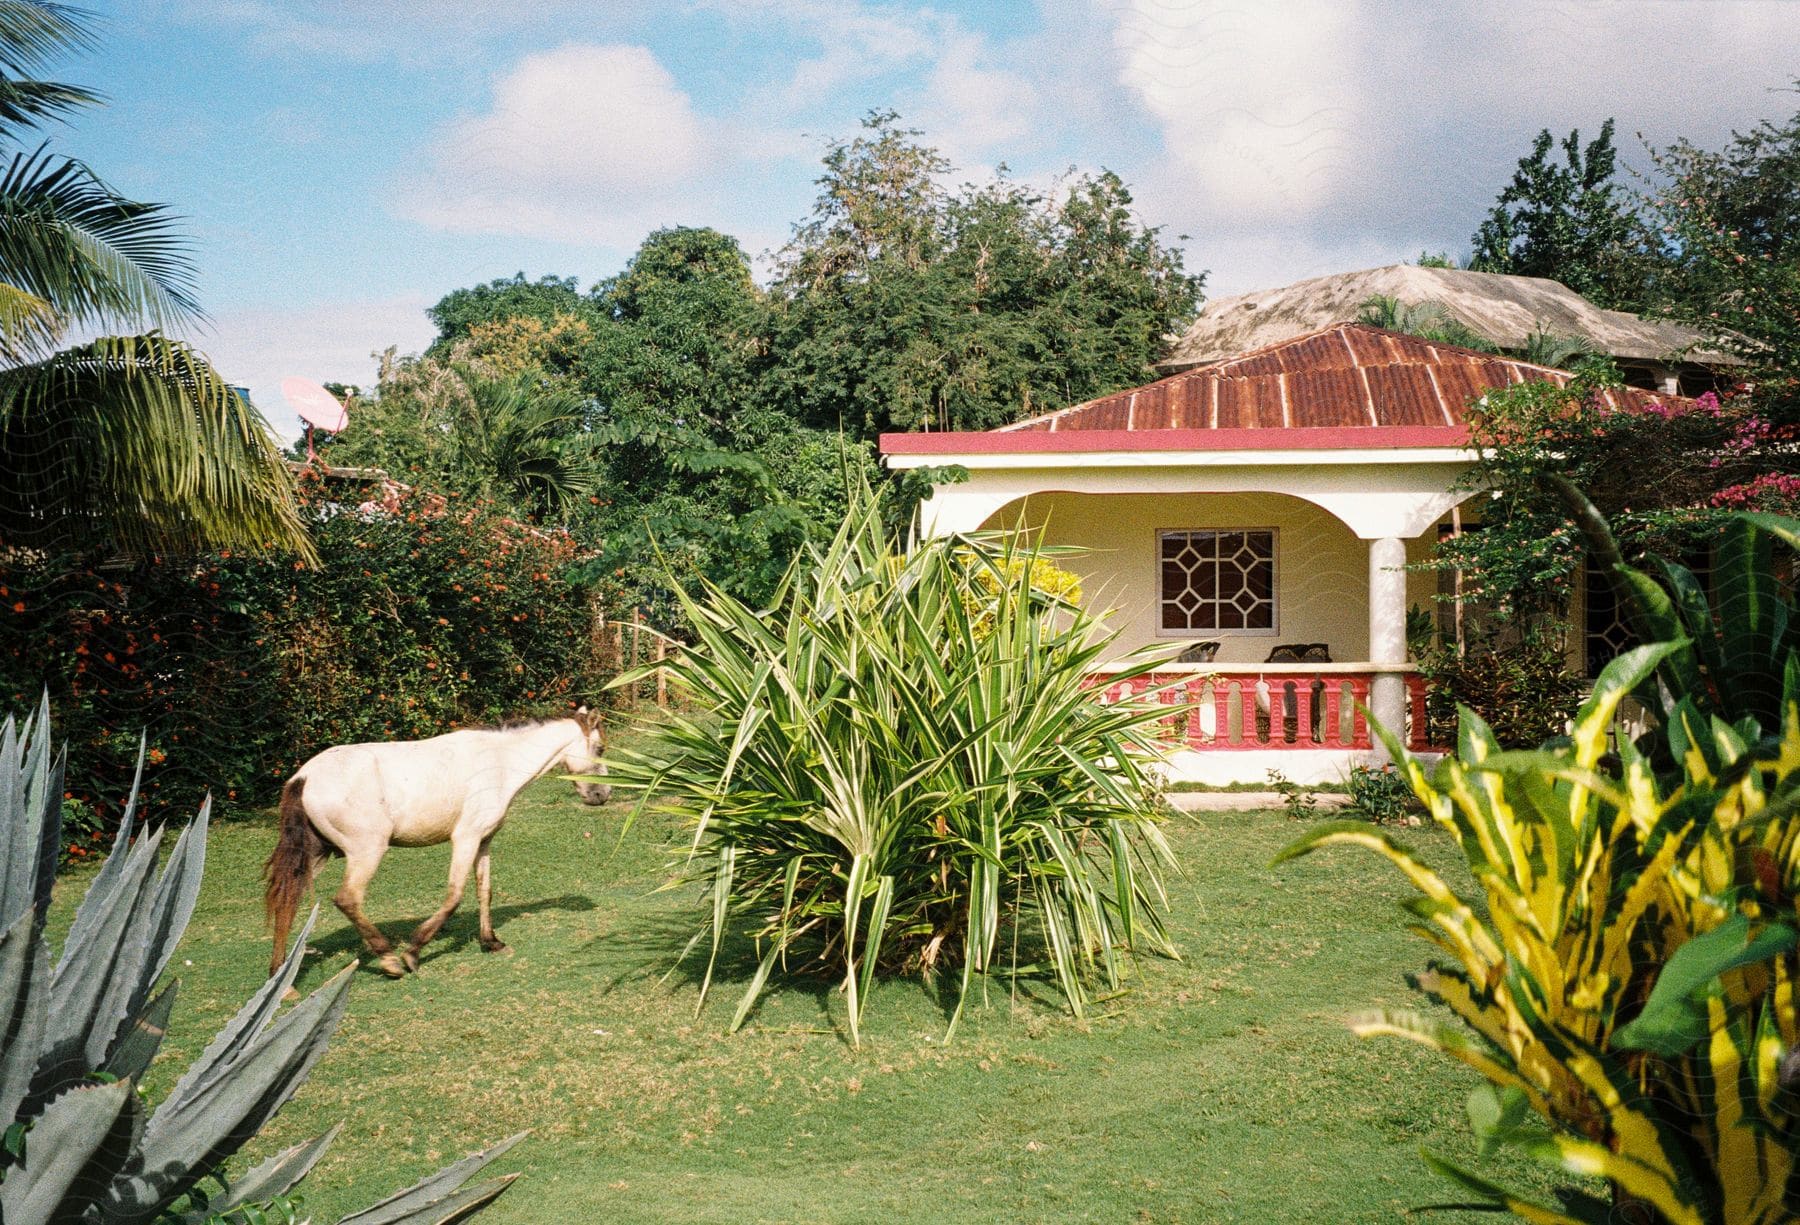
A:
[912,32,1040,172]
[190,295,437,442]
[396,42,799,247]
[735,0,941,109]
[1096,0,1800,294]
[1112,0,1367,218]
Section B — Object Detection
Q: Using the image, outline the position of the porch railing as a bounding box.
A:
[1087,664,1434,753]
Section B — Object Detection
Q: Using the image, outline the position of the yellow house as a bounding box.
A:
[880,323,1679,784]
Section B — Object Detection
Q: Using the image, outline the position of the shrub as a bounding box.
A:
[1277,509,1800,1224]
[0,474,599,828]
[611,482,1178,1044]
[0,697,522,1223]
[1414,627,1587,749]
[1341,763,1421,825]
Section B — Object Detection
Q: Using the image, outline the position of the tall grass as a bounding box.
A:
[611,486,1179,1043]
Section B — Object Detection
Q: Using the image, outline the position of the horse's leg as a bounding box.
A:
[334,845,405,978]
[403,832,480,972]
[476,838,507,953]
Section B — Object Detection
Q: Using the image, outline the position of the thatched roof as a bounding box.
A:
[1158,265,1733,372]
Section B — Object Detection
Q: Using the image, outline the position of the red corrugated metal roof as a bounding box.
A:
[994,322,1675,435]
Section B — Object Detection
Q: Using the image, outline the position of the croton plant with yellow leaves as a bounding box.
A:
[1280,507,1800,1225]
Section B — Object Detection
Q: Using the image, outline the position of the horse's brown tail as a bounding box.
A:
[264,776,326,976]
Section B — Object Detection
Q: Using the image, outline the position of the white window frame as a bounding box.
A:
[1155,527,1280,638]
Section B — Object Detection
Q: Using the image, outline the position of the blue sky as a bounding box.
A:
[59,1,1800,440]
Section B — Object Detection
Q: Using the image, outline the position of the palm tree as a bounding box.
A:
[1517,326,1595,371]
[0,1,310,557]
[450,369,601,521]
[1356,295,1499,353]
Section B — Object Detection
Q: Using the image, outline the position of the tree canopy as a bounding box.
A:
[426,272,599,355]
[1643,90,1800,426]
[334,115,1203,620]
[765,112,1203,437]
[1468,120,1651,310]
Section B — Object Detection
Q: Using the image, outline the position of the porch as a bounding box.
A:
[891,448,1470,785]
[1088,662,1435,786]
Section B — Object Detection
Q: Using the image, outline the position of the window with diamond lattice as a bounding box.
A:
[1159,530,1276,632]
[1583,546,1716,678]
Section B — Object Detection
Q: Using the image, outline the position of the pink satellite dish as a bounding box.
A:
[281,376,348,433]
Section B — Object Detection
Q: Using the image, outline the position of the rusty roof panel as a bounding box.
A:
[1359,366,1447,426]
[1285,370,1371,427]
[1210,378,1270,428]
[988,322,1691,439]
[1432,361,1525,420]
[1075,398,1130,431]
[1163,377,1205,429]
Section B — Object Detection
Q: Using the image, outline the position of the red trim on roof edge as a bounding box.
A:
[879,424,1474,456]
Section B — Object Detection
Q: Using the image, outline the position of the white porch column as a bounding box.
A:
[1368,535,1409,754]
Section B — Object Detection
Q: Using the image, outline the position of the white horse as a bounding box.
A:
[264,709,609,981]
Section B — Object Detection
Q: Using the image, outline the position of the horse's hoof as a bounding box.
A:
[401,948,420,974]
[481,940,510,955]
[378,954,406,978]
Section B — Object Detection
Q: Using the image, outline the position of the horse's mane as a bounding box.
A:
[472,715,573,732]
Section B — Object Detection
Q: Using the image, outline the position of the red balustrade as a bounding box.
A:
[1087,669,1436,752]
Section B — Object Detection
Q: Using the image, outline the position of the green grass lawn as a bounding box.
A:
[52,780,1569,1224]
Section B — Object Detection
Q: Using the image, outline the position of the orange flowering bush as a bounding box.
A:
[0,477,599,829]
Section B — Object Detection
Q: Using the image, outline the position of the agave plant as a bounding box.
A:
[1277,512,1800,1224]
[0,696,522,1224]
[610,481,1178,1044]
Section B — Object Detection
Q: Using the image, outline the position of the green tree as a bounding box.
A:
[1644,89,1800,425]
[582,227,867,616]
[426,271,598,355]
[765,111,1203,437]
[327,355,601,523]
[1470,120,1650,309]
[0,3,309,558]
[1431,366,1785,628]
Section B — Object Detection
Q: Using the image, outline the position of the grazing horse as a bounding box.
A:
[264,709,610,980]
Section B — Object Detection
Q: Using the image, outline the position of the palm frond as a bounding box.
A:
[0,332,314,558]
[453,369,601,519]
[0,146,201,333]
[0,73,98,138]
[0,1,95,75]
[0,279,57,359]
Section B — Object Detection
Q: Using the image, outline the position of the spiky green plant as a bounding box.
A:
[1277,511,1800,1224]
[0,696,522,1224]
[610,483,1179,1044]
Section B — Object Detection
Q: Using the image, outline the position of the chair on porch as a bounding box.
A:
[1260,643,1332,742]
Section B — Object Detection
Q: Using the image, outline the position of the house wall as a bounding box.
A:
[985,491,1440,664]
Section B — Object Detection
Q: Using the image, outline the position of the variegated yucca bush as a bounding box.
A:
[0,697,523,1225]
[1278,509,1800,1225]
[610,481,1178,1045]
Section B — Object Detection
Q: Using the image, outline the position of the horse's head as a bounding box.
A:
[566,705,612,806]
